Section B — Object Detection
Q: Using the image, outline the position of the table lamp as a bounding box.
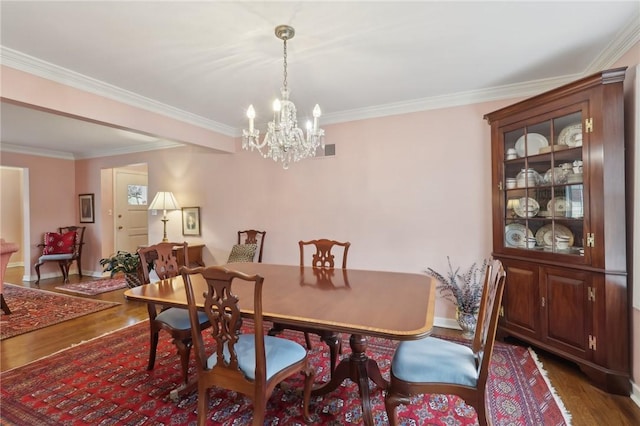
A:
[148,191,180,242]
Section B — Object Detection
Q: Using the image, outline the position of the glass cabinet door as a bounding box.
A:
[502,110,586,258]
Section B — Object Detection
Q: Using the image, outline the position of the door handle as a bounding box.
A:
[118,226,124,230]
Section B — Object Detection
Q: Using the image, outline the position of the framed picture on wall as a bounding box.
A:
[182,207,201,236]
[79,193,95,223]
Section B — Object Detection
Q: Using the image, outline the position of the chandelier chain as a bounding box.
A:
[282,38,288,90]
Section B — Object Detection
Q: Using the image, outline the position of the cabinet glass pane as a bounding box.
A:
[502,111,584,257]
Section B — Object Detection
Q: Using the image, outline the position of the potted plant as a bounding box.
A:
[426,257,488,339]
[99,250,142,288]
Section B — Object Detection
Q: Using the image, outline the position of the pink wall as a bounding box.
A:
[0,152,76,278]
[0,167,24,263]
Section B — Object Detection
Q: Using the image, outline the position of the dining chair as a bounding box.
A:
[384,258,506,426]
[269,238,350,375]
[34,225,85,286]
[237,229,266,263]
[137,242,211,387]
[182,265,314,425]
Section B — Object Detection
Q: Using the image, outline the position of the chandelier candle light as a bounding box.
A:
[242,25,325,169]
[148,191,180,242]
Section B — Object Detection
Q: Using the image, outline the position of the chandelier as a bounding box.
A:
[242,25,325,169]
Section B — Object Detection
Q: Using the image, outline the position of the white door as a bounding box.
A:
[115,169,148,253]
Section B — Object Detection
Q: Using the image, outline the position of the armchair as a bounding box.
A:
[34,226,85,286]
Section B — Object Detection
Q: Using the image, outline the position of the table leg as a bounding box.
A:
[312,334,389,426]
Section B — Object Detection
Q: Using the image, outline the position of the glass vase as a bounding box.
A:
[456,309,477,339]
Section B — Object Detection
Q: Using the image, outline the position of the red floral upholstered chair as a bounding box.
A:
[34,226,85,286]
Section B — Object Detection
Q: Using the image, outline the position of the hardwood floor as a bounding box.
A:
[2,266,640,425]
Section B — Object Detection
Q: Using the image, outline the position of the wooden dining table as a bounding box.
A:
[124,262,436,426]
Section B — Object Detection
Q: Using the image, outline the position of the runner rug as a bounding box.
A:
[0,283,120,340]
[55,277,127,296]
[0,320,571,425]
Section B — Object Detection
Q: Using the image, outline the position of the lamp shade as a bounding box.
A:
[149,192,180,211]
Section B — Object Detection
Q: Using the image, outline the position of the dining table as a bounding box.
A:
[124,262,436,426]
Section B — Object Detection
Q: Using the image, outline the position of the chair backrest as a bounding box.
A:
[182,265,267,389]
[58,226,86,257]
[299,239,350,269]
[137,242,188,283]
[472,258,506,390]
[237,230,266,263]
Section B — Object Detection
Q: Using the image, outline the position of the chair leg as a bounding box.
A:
[1,294,11,315]
[301,365,315,423]
[320,332,341,373]
[304,332,313,350]
[59,261,70,283]
[147,329,160,370]
[252,396,267,426]
[174,337,192,385]
[197,385,209,426]
[76,256,83,278]
[476,401,488,426]
[35,261,43,286]
[384,390,411,426]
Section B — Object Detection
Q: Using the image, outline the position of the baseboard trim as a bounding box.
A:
[22,269,105,282]
[631,381,640,408]
[434,316,461,330]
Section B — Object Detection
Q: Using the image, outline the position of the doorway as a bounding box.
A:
[101,164,148,258]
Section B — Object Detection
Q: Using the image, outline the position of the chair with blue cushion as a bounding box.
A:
[182,265,314,425]
[384,258,506,426]
[269,238,350,375]
[138,242,211,388]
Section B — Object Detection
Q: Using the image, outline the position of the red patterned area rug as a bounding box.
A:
[0,320,571,425]
[55,277,127,296]
[0,283,120,340]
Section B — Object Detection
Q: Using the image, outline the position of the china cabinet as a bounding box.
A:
[484,68,628,395]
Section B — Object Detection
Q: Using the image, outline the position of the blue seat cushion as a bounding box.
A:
[38,253,74,261]
[155,308,208,330]
[207,334,307,381]
[391,336,478,387]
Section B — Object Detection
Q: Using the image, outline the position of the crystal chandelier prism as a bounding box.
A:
[242,25,325,169]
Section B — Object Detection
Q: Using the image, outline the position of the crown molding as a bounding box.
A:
[0,142,76,160]
[0,47,237,137]
[0,140,184,160]
[585,13,640,74]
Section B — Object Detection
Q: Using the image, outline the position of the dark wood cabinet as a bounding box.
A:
[485,68,629,395]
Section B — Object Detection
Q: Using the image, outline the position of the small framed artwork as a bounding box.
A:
[79,193,95,223]
[182,207,201,236]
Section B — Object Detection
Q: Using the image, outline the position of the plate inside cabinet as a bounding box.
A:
[547,196,571,215]
[535,224,574,247]
[515,133,549,157]
[558,123,582,147]
[505,223,533,247]
[513,197,540,218]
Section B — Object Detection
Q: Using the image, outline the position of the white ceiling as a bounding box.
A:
[1,1,639,159]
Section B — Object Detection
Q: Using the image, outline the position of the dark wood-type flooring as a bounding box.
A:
[2,267,640,425]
